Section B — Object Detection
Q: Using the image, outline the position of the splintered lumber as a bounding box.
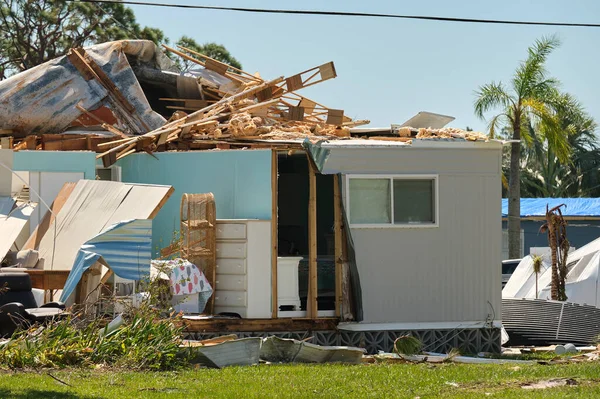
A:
[282,62,337,92]
[97,77,284,166]
[177,45,263,83]
[162,45,246,85]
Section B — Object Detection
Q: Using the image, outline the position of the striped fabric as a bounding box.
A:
[60,219,152,302]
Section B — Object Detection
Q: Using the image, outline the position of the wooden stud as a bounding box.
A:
[333,174,343,318]
[271,150,279,318]
[307,156,318,319]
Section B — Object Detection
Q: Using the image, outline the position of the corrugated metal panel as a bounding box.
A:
[339,147,502,324]
[503,298,600,345]
[502,198,600,217]
[60,219,152,301]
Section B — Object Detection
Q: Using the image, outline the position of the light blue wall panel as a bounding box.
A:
[14,151,96,179]
[117,150,272,254]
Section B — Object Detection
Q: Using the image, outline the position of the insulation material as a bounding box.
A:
[60,219,152,302]
[33,180,172,272]
[0,40,166,136]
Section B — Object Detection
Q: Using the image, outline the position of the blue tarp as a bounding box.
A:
[60,219,152,302]
[502,198,600,218]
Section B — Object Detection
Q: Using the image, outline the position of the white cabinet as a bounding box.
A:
[213,219,271,318]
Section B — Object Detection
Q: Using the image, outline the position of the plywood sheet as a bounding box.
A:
[36,180,172,272]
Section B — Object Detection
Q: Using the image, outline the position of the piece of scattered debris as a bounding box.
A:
[521,378,578,390]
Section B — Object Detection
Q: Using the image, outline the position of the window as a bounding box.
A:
[347,175,438,227]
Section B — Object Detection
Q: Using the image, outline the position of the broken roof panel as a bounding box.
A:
[0,40,166,137]
[33,179,173,272]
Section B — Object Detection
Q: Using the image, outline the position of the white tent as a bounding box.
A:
[503,236,600,307]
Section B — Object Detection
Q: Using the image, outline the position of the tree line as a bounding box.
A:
[0,0,242,79]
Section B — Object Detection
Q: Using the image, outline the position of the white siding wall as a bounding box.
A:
[340,146,502,324]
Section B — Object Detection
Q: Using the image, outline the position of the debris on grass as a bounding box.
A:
[521,378,578,390]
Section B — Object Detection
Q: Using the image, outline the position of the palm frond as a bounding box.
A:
[513,35,561,98]
[522,98,571,164]
[487,113,512,139]
[474,81,515,119]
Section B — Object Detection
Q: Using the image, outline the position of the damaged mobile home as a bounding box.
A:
[0,40,502,354]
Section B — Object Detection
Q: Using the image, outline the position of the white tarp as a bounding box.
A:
[504,236,600,307]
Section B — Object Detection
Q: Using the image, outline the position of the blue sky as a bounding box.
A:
[130,0,600,132]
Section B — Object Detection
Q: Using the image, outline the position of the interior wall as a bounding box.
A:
[13,151,96,180]
[117,150,272,256]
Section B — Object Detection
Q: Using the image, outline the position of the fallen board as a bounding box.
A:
[33,180,173,272]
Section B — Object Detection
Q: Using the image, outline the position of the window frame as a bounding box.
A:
[346,174,439,229]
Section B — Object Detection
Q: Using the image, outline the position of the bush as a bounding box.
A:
[0,304,187,370]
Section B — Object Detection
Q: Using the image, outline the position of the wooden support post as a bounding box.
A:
[271,150,279,318]
[333,174,343,318]
[307,157,318,318]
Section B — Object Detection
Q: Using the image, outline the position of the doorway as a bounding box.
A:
[277,153,335,311]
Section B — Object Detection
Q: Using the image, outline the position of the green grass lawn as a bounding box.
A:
[1,362,600,398]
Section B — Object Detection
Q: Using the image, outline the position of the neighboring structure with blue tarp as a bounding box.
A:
[60,219,152,302]
[502,198,600,218]
[501,198,600,260]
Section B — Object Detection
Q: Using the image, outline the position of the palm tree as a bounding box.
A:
[517,94,597,198]
[475,35,570,259]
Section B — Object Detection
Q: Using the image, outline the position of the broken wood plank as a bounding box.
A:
[176,45,263,82]
[96,77,284,165]
[283,62,337,93]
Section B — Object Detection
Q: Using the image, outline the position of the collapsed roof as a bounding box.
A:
[0,40,488,167]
